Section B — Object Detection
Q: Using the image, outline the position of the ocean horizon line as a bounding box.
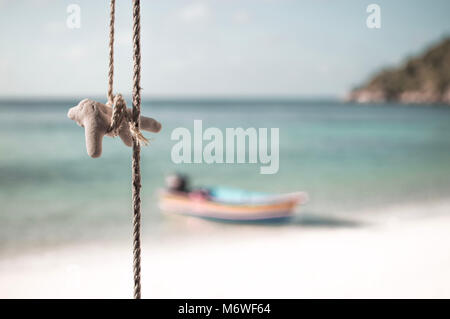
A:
[0,95,341,105]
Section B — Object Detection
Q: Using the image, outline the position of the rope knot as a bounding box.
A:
[107,94,149,146]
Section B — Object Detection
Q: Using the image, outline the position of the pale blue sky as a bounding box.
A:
[0,0,449,98]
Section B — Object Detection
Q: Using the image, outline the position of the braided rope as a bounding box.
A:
[107,94,149,145]
[107,0,115,106]
[131,0,143,300]
[107,94,126,135]
[107,0,144,299]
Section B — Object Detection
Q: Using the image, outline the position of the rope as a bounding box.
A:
[107,0,115,106]
[107,0,144,299]
[107,94,149,145]
[131,0,143,300]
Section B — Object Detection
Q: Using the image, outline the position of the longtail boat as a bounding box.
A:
[159,187,308,221]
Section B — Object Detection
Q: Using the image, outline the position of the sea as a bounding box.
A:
[1,98,450,253]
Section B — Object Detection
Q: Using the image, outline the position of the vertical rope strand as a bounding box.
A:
[107,0,115,105]
[131,0,142,300]
[107,0,143,299]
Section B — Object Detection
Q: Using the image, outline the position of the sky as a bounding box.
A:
[0,0,449,98]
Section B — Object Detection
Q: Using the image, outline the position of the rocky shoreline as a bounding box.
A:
[347,37,450,105]
[346,87,450,105]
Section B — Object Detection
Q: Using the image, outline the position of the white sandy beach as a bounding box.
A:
[1,201,450,299]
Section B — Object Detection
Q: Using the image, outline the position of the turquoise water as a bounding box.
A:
[1,99,450,251]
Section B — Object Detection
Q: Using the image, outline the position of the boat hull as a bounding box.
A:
[159,191,308,221]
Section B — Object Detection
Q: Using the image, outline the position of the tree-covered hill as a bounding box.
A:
[347,37,450,105]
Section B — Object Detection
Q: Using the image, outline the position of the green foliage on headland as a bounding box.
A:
[348,37,450,104]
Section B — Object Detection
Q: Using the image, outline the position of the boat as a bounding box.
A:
[159,187,308,221]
